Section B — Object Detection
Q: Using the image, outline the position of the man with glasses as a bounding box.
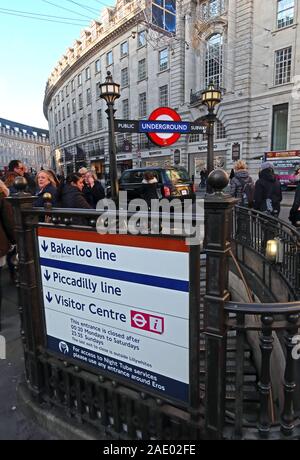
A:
[4,160,36,195]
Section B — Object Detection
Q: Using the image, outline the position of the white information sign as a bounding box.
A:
[38,228,190,403]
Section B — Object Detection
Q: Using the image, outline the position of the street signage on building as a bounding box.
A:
[115,119,206,135]
[38,228,190,403]
[265,150,300,159]
[232,142,241,161]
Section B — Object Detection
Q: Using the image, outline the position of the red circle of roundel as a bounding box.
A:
[147,107,182,147]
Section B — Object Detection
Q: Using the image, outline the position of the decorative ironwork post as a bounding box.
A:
[8,177,43,399]
[203,169,237,439]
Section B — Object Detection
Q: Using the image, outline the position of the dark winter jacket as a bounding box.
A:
[289,182,300,226]
[83,182,105,208]
[61,184,93,209]
[230,170,254,201]
[0,197,15,257]
[140,180,160,206]
[33,184,58,207]
[253,169,282,214]
[4,171,36,195]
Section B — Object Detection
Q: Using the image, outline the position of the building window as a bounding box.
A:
[68,124,71,140]
[139,133,149,149]
[272,103,288,150]
[189,133,200,143]
[159,85,168,106]
[121,67,129,87]
[106,51,113,66]
[206,34,223,87]
[78,73,82,86]
[66,103,70,117]
[216,120,226,139]
[152,0,176,34]
[137,31,146,48]
[139,92,147,117]
[138,59,147,80]
[80,117,84,135]
[58,110,61,123]
[120,41,128,57]
[72,98,76,113]
[202,0,225,20]
[63,127,66,143]
[122,99,129,119]
[159,48,168,71]
[275,47,292,85]
[78,93,83,110]
[95,59,101,73]
[97,109,103,130]
[73,120,77,137]
[86,88,91,105]
[277,0,294,28]
[71,79,75,91]
[62,107,65,120]
[96,82,101,98]
[85,66,91,80]
[88,113,93,132]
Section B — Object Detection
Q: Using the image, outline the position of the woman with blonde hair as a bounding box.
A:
[33,170,58,207]
[230,160,254,207]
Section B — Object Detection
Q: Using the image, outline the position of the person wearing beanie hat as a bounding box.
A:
[260,161,274,171]
[253,161,282,215]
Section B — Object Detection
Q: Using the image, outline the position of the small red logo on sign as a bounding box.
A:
[131,311,164,335]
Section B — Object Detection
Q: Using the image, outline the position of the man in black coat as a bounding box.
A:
[289,171,300,227]
[253,162,282,216]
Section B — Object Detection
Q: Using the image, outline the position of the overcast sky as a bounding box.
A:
[0,0,113,129]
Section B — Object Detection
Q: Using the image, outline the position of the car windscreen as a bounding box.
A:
[165,169,190,183]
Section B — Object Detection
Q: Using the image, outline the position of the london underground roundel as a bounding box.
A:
[147,107,182,147]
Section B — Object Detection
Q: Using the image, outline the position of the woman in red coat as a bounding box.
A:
[0,197,15,330]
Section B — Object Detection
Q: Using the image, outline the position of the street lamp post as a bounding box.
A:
[201,82,222,192]
[99,71,120,202]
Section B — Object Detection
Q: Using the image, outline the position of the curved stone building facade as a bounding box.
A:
[44,0,300,181]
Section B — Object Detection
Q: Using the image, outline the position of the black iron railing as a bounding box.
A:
[224,301,300,439]
[233,206,300,298]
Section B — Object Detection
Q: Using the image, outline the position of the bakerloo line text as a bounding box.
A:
[50,243,117,261]
[54,294,126,322]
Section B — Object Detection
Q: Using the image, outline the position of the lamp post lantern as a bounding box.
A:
[202,81,222,192]
[99,71,120,202]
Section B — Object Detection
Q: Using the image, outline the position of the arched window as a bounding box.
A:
[205,34,223,87]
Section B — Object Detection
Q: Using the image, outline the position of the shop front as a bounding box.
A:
[189,149,227,183]
[141,152,172,168]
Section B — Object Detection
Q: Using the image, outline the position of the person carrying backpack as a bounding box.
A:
[230,160,254,207]
[253,162,282,216]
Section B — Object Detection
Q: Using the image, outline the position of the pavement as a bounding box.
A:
[0,268,56,440]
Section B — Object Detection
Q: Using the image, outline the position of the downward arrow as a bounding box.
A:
[46,293,53,303]
[44,270,51,282]
[41,240,48,252]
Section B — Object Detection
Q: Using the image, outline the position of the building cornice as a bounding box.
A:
[43,11,144,119]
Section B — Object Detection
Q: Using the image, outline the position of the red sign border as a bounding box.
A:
[147,107,181,147]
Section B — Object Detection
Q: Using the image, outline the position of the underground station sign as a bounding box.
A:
[115,107,206,147]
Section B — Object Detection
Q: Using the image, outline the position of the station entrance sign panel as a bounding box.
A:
[37,228,190,403]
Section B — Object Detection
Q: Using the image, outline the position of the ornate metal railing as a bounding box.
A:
[233,206,300,298]
[224,301,300,440]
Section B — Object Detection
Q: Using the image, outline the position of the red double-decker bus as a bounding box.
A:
[264,150,300,190]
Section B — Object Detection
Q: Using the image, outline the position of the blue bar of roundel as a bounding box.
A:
[40,258,189,292]
[139,121,190,133]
